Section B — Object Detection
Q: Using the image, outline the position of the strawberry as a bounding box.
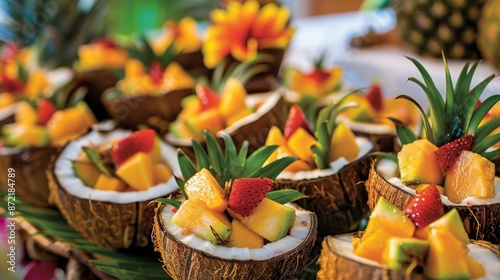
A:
[112,129,156,165]
[37,98,57,125]
[92,37,118,49]
[228,178,273,216]
[283,104,313,139]
[365,82,382,112]
[1,73,24,93]
[196,84,220,111]
[305,69,330,84]
[149,61,164,85]
[435,135,474,174]
[403,184,444,229]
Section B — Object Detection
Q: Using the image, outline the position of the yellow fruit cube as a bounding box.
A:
[398,139,444,185]
[219,78,248,118]
[287,127,317,165]
[184,168,227,212]
[329,122,360,162]
[265,126,287,147]
[15,101,37,124]
[225,107,252,126]
[94,174,126,192]
[116,152,155,191]
[153,163,173,185]
[228,219,264,249]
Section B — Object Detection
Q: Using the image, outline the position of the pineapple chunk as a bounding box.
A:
[398,139,444,185]
[116,152,155,191]
[184,168,228,212]
[444,150,495,203]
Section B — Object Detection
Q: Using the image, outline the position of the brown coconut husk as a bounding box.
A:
[0,113,14,129]
[70,70,119,121]
[365,157,500,243]
[273,154,373,237]
[47,167,156,249]
[317,233,426,280]
[0,147,59,207]
[152,203,317,280]
[168,91,289,159]
[102,88,193,134]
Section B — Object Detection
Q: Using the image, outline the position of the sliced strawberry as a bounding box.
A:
[435,135,474,174]
[1,73,24,93]
[283,104,313,139]
[228,178,273,217]
[365,82,383,112]
[403,184,444,229]
[37,98,57,125]
[112,129,156,165]
[305,69,330,84]
[196,84,220,111]
[149,61,164,85]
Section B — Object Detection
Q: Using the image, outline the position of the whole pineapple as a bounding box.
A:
[477,0,500,71]
[393,0,486,59]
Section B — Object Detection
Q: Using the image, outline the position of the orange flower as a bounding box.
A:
[151,17,202,55]
[203,0,295,68]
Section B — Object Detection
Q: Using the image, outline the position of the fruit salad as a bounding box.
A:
[77,38,129,71]
[71,129,173,192]
[324,194,500,279]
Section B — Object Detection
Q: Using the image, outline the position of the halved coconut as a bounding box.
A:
[152,201,317,280]
[273,137,374,237]
[0,102,16,128]
[102,87,193,133]
[47,129,180,249]
[317,233,500,280]
[0,146,59,207]
[165,89,288,157]
[366,158,500,243]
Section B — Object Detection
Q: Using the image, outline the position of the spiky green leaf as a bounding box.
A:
[192,140,210,170]
[155,198,182,208]
[266,189,308,204]
[481,148,500,161]
[472,133,500,155]
[248,156,297,180]
[241,145,279,177]
[369,152,398,163]
[475,118,500,144]
[394,95,432,143]
[467,94,500,135]
[463,74,497,133]
[387,116,418,145]
[222,133,245,179]
[204,131,225,182]
[82,146,111,177]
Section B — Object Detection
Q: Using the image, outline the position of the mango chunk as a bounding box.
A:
[73,161,101,187]
[116,152,155,191]
[153,164,172,185]
[94,174,126,191]
[287,127,317,165]
[228,219,264,249]
[219,78,248,119]
[424,230,470,279]
[329,121,360,162]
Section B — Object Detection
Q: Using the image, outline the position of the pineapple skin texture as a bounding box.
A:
[477,0,500,71]
[397,139,444,185]
[444,150,495,204]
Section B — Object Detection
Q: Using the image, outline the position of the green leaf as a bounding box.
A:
[249,156,297,180]
[387,116,418,145]
[204,131,225,183]
[369,152,398,164]
[266,189,308,204]
[442,52,455,121]
[467,94,500,135]
[472,133,500,155]
[82,146,111,177]
[315,102,335,132]
[155,198,182,208]
[480,148,500,161]
[395,95,433,144]
[242,145,278,177]
[463,74,497,134]
[177,151,196,198]
[192,140,210,171]
[475,118,500,144]
[222,133,245,179]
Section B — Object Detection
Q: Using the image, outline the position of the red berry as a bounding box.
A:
[112,129,156,165]
[403,184,444,229]
[365,82,383,112]
[283,104,313,139]
[196,84,220,111]
[149,61,164,85]
[435,135,474,174]
[37,98,57,125]
[228,178,273,217]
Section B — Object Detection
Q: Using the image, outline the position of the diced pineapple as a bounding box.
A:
[183,168,227,212]
[398,139,444,185]
[115,152,155,191]
[444,150,495,203]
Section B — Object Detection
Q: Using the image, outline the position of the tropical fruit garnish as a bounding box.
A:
[77,38,129,70]
[317,196,500,280]
[267,96,374,237]
[72,129,172,192]
[152,131,317,279]
[366,53,500,242]
[48,128,180,249]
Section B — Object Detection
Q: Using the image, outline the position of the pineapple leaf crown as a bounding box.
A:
[311,91,359,169]
[175,131,297,197]
[393,52,500,161]
[200,54,273,93]
[128,34,175,69]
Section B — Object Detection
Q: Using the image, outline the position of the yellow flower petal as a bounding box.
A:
[258,28,295,49]
[231,37,258,62]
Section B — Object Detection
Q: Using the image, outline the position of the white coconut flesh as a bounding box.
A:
[165,89,284,146]
[329,235,500,280]
[53,129,180,204]
[277,137,373,181]
[377,158,500,205]
[0,102,15,122]
[161,202,314,261]
[283,89,347,105]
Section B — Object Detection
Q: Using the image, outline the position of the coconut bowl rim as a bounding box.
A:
[101,86,194,103]
[154,201,318,263]
[50,128,180,204]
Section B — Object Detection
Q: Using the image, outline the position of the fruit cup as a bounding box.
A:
[365,56,500,242]
[47,129,180,249]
